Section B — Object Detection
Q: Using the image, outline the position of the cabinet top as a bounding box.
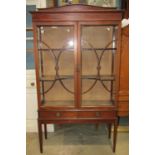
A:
[31,4,123,22]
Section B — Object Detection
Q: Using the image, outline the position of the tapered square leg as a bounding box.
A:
[44,123,47,139]
[38,120,43,153]
[113,119,118,152]
[108,124,112,139]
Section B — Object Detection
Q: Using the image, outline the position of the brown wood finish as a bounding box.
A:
[38,120,43,153]
[118,26,129,116]
[31,4,123,153]
[117,0,129,117]
[39,111,116,120]
[113,119,118,152]
[32,12,122,22]
[32,23,42,109]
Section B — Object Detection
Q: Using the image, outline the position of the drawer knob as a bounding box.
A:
[56,112,61,117]
[96,112,100,117]
[30,82,35,86]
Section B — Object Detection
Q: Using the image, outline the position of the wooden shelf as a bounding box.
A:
[83,75,115,81]
[40,75,73,81]
[38,47,116,51]
[40,75,115,81]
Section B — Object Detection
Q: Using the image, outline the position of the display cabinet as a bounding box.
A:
[31,4,123,153]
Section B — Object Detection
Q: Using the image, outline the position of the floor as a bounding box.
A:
[26,124,129,155]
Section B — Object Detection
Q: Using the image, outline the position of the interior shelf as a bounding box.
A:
[38,47,116,51]
[40,75,73,81]
[83,75,115,81]
[40,75,115,81]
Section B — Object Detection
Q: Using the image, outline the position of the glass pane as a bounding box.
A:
[37,26,75,107]
[81,25,118,106]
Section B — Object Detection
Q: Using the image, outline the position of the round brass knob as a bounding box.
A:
[30,82,35,86]
[56,112,61,117]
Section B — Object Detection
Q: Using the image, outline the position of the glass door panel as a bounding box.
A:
[37,26,75,107]
[80,25,118,107]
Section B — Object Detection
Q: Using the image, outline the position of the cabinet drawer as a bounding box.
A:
[39,111,116,120]
[77,111,116,119]
[39,111,77,119]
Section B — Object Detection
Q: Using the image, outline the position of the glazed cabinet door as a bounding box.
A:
[79,22,120,107]
[34,23,77,107]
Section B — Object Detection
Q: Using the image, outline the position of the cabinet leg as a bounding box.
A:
[108,124,111,139]
[38,121,43,153]
[113,119,118,152]
[44,123,47,139]
[118,116,120,126]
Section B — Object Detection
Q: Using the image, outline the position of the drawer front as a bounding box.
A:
[39,111,77,119]
[39,111,116,120]
[77,111,116,119]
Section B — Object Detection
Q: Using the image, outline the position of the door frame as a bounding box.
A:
[33,21,78,108]
[77,21,121,108]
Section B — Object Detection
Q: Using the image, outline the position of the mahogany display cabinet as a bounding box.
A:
[31,4,123,153]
